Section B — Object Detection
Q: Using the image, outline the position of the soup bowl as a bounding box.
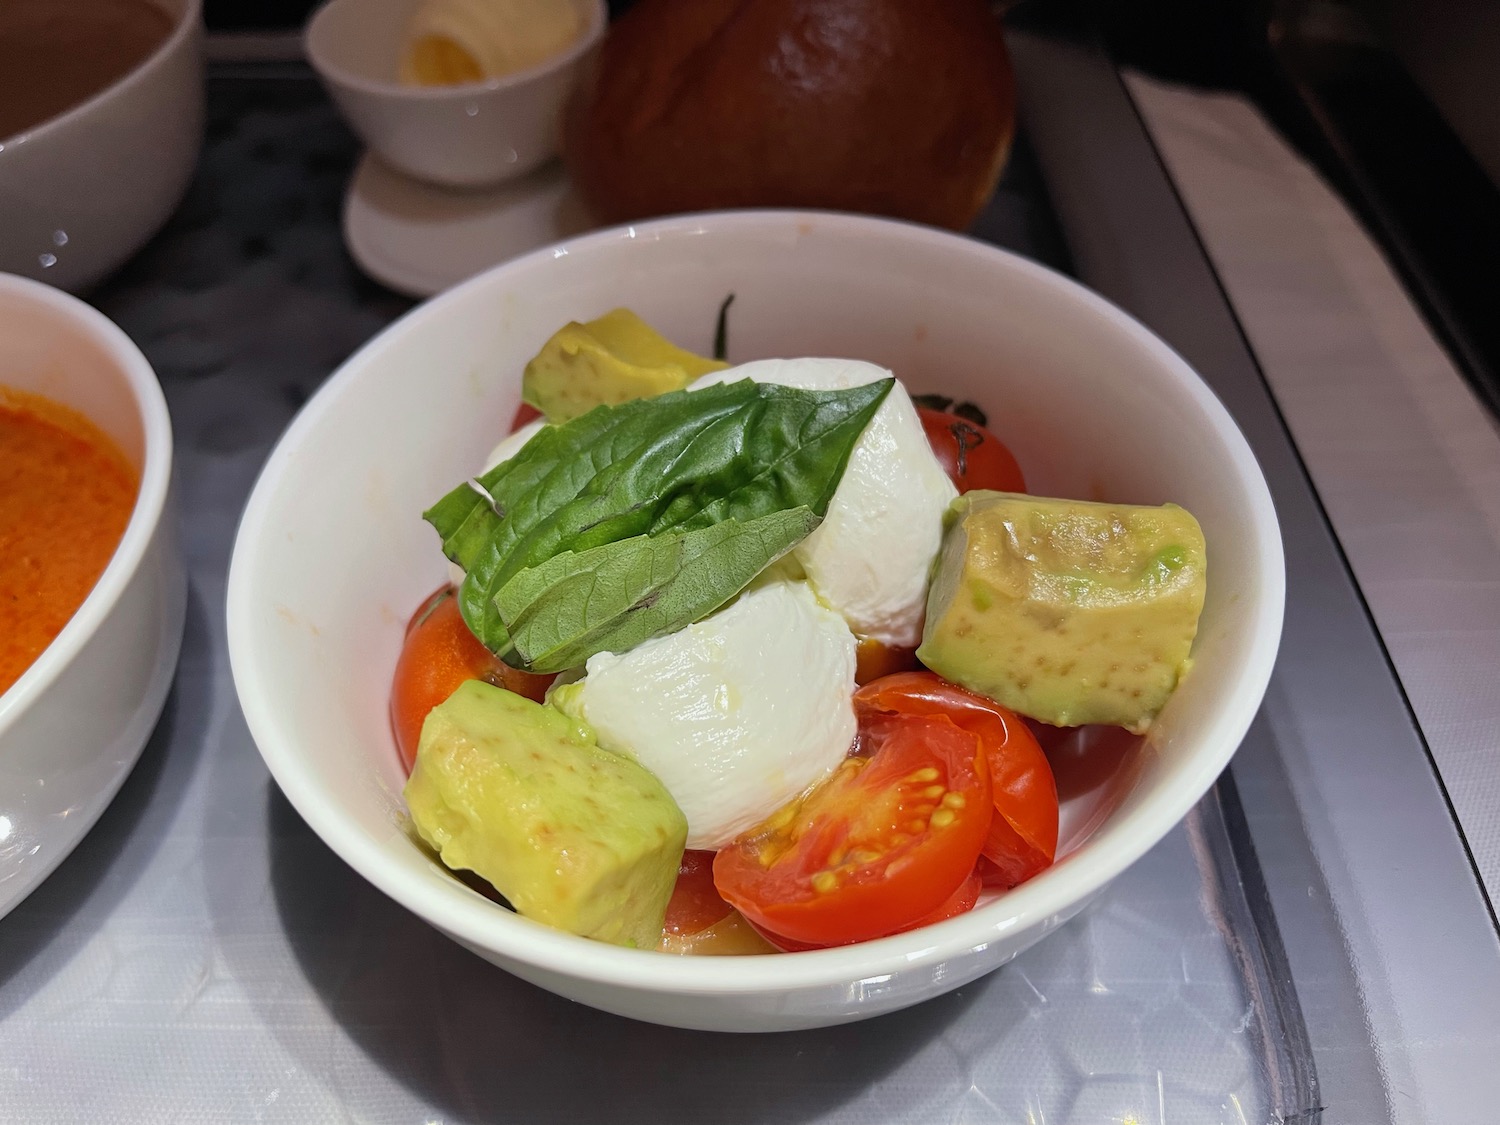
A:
[227,211,1283,1031]
[0,0,204,293]
[0,273,185,919]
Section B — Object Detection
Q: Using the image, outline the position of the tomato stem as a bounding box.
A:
[949,420,983,478]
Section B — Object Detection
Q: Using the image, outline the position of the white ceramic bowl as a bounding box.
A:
[0,273,186,919]
[0,0,204,294]
[228,211,1283,1032]
[306,0,605,188]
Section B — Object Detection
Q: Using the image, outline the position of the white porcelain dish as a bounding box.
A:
[343,152,588,298]
[227,211,1284,1032]
[0,273,186,920]
[0,0,204,293]
[306,0,605,189]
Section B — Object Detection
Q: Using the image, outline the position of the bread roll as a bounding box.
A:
[564,0,1015,230]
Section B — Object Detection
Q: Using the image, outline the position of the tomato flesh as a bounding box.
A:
[750,868,984,952]
[855,672,1058,889]
[389,586,554,773]
[663,850,735,936]
[918,407,1026,494]
[713,709,991,947]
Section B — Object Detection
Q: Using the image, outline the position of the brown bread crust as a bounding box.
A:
[565,0,1015,230]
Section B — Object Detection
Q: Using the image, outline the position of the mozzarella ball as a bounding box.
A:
[446,419,547,588]
[482,419,544,474]
[553,578,857,849]
[691,358,957,646]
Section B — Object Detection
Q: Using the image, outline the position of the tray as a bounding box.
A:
[0,61,1338,1124]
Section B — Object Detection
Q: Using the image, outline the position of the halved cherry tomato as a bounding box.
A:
[389,586,554,773]
[750,869,983,952]
[713,709,991,947]
[918,407,1026,494]
[855,672,1058,890]
[659,851,779,955]
[511,402,543,430]
[663,851,734,937]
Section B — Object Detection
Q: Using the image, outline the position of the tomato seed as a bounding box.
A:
[811,871,839,894]
[922,785,946,799]
[941,792,966,809]
[930,809,957,829]
[909,767,940,783]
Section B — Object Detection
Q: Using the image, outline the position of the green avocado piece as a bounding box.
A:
[916,491,1208,732]
[404,680,688,948]
[522,308,728,423]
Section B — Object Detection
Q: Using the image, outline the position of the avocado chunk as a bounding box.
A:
[917,491,1207,732]
[404,680,688,948]
[522,307,728,423]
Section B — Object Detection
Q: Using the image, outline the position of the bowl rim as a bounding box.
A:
[0,0,202,149]
[228,208,1285,995]
[304,0,607,102]
[0,274,176,731]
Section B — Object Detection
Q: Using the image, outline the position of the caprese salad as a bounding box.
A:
[392,308,1209,954]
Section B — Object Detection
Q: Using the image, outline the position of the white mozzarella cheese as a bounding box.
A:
[691,358,958,646]
[446,419,547,588]
[482,419,544,473]
[554,579,857,850]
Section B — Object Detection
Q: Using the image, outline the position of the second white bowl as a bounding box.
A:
[0,0,203,293]
[0,273,186,919]
[228,210,1283,1031]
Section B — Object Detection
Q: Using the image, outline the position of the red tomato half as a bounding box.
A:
[389,587,553,773]
[855,672,1058,890]
[511,403,543,430]
[663,850,734,937]
[918,407,1026,494]
[713,709,991,947]
[750,870,983,952]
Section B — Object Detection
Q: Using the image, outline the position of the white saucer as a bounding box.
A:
[342,154,597,298]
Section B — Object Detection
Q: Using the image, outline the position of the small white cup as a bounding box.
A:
[306,0,606,189]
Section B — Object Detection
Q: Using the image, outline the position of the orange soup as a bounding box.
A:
[0,388,138,695]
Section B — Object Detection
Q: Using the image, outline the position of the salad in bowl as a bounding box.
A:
[388,306,1208,956]
[227,211,1279,1031]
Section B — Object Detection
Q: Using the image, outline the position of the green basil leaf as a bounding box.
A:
[494,508,819,673]
[424,377,893,662]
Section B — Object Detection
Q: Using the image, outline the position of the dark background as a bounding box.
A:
[203,0,1500,414]
[205,0,637,28]
[206,0,316,28]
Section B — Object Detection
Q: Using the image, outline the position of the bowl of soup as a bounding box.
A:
[0,0,204,292]
[0,272,185,920]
